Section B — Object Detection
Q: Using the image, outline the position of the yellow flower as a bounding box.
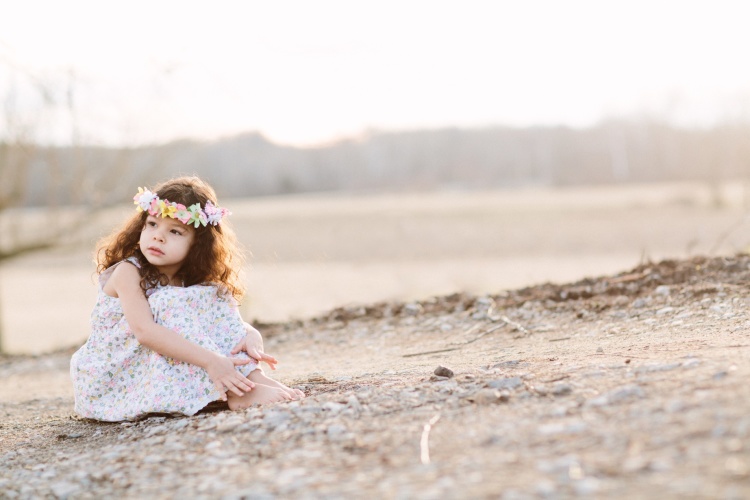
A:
[159,200,177,218]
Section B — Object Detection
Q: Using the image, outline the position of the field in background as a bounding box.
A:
[1,181,749,354]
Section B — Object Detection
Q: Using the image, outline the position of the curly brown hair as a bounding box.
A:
[96,176,246,300]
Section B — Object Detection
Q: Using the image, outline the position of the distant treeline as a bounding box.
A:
[6,120,750,206]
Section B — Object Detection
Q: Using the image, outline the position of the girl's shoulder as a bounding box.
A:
[99,257,140,290]
[124,256,141,268]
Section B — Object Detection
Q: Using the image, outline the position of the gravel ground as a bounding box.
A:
[1,255,750,499]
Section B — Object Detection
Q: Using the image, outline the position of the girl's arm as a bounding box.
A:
[108,262,254,399]
[230,322,278,370]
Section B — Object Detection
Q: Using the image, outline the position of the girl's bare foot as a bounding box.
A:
[227,383,292,410]
[249,370,306,400]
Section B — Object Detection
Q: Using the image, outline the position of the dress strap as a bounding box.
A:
[125,256,141,268]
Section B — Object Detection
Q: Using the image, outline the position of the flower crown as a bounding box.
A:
[133,187,230,227]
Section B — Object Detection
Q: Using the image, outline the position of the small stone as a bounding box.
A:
[347,395,362,410]
[655,285,671,296]
[145,425,168,436]
[632,298,649,308]
[574,478,601,495]
[323,402,346,414]
[100,450,123,460]
[635,363,681,373]
[596,347,604,354]
[404,303,423,315]
[169,419,190,431]
[326,424,347,440]
[488,377,523,390]
[434,366,454,378]
[51,482,81,498]
[490,360,522,369]
[537,421,587,435]
[197,420,217,431]
[468,389,509,405]
[551,383,573,396]
[216,417,244,433]
[587,384,645,407]
[204,441,222,451]
[263,411,292,428]
[142,455,164,464]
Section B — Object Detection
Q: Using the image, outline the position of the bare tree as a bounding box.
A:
[0,59,136,352]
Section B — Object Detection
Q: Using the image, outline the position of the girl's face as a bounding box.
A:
[139,215,196,278]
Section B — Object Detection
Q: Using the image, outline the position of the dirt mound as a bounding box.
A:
[2,255,749,498]
[289,254,750,326]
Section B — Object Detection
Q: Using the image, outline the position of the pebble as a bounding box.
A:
[551,383,573,396]
[326,424,348,439]
[468,389,510,405]
[587,384,645,407]
[403,303,423,315]
[537,421,587,435]
[144,425,168,437]
[490,360,524,369]
[682,359,701,369]
[50,481,80,498]
[263,410,292,428]
[632,298,649,308]
[635,363,682,373]
[434,365,455,378]
[216,417,245,433]
[574,478,601,495]
[322,402,346,414]
[346,395,362,411]
[488,377,523,390]
[169,419,190,431]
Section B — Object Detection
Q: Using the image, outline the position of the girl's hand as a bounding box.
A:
[205,354,255,400]
[231,324,278,370]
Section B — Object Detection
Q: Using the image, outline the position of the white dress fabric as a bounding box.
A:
[70,258,257,421]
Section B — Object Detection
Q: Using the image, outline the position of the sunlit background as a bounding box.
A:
[2,0,750,353]
[3,0,750,146]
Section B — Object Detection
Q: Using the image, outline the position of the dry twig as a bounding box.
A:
[420,414,441,465]
[402,347,462,358]
[498,315,530,336]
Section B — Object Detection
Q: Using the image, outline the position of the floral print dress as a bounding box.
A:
[70,258,257,421]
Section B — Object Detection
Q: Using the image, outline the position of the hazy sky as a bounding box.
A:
[2,0,750,146]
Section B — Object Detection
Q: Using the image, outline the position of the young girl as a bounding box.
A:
[71,176,303,422]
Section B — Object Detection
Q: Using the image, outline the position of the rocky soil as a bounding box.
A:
[1,255,750,499]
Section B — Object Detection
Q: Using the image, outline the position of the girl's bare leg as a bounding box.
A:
[249,370,305,400]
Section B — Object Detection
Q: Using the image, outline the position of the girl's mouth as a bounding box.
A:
[147,247,164,256]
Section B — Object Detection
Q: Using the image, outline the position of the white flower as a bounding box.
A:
[133,188,158,212]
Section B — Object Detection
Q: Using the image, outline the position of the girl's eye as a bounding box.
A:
[147,221,157,227]
[171,229,183,236]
